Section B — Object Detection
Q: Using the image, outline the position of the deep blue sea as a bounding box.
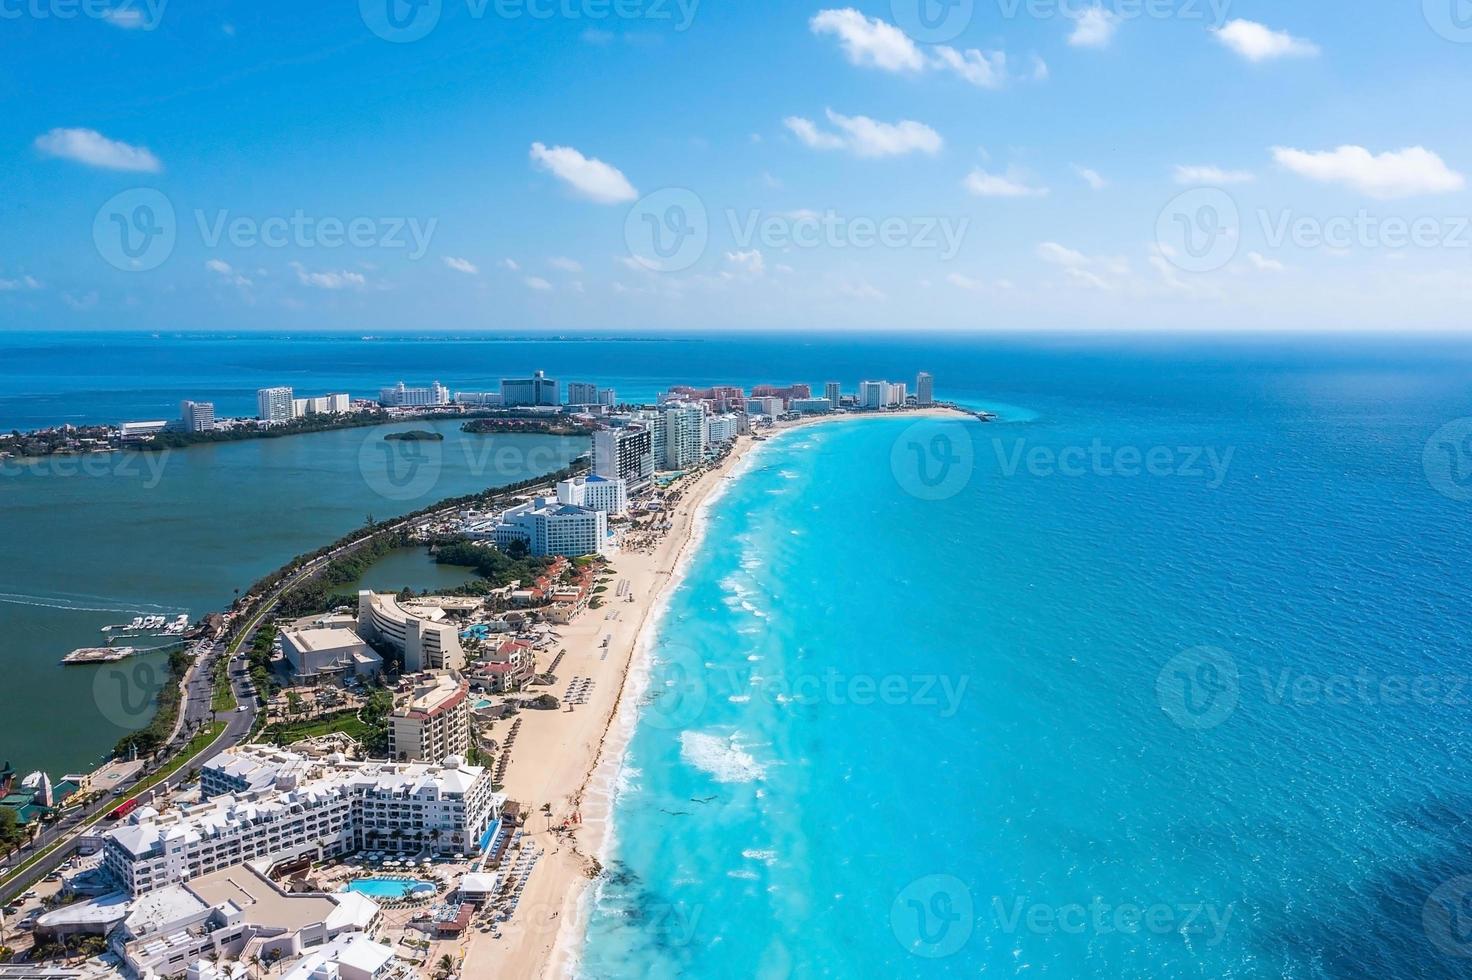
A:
[5,332,1472,976]
[567,336,1472,979]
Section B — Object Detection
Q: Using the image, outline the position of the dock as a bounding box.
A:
[63,646,139,665]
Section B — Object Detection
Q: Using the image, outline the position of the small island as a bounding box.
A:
[383,430,445,442]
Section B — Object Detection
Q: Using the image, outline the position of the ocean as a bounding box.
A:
[4,331,1472,976]
[576,344,1472,978]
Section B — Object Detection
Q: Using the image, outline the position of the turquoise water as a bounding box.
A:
[344,877,436,899]
[581,384,1472,976]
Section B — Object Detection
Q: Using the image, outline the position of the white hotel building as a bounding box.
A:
[357,592,467,673]
[104,749,503,897]
[494,497,608,558]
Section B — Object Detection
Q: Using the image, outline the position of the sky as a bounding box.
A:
[3,0,1472,332]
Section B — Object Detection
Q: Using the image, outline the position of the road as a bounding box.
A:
[0,472,572,906]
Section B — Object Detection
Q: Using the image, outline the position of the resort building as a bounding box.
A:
[630,409,668,466]
[103,749,503,896]
[107,864,382,978]
[555,474,629,515]
[746,396,784,417]
[566,381,599,405]
[824,382,843,407]
[593,425,654,491]
[377,381,450,408]
[663,403,707,469]
[751,383,811,408]
[257,387,295,423]
[357,592,468,673]
[471,639,536,693]
[500,370,559,407]
[791,398,834,414]
[180,400,217,432]
[493,498,608,557]
[859,380,908,409]
[279,626,382,685]
[705,413,741,444]
[292,393,353,417]
[454,390,504,407]
[917,371,934,406]
[388,672,471,763]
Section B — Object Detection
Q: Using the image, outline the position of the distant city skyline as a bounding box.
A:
[3,3,1471,333]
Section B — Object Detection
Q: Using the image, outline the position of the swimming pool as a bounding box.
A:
[474,698,493,710]
[343,877,436,899]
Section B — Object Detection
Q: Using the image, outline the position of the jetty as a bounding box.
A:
[62,646,139,665]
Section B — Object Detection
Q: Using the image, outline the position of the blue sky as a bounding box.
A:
[4,0,1472,331]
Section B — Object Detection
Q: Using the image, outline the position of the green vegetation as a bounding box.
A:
[143,411,395,450]
[432,539,551,593]
[114,722,227,806]
[461,416,597,436]
[384,429,444,441]
[113,647,192,758]
[211,655,235,713]
[0,807,29,856]
[264,709,376,745]
[277,532,410,618]
[246,625,278,701]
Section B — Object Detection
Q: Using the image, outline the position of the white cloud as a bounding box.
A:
[929,46,1009,89]
[724,249,766,277]
[809,8,926,73]
[501,258,521,272]
[1174,164,1254,185]
[947,273,1006,291]
[1074,165,1107,189]
[964,168,1048,198]
[1036,242,1091,267]
[529,142,637,204]
[291,263,366,290]
[1068,7,1119,48]
[785,109,942,158]
[1212,20,1319,62]
[205,259,252,287]
[549,256,583,272]
[809,8,1025,89]
[443,256,479,275]
[34,127,161,172]
[836,279,885,300]
[1272,145,1465,199]
[525,276,553,291]
[0,274,41,291]
[1247,251,1286,272]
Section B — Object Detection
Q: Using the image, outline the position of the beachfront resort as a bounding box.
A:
[0,371,954,979]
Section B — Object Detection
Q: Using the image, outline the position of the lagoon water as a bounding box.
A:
[580,358,1472,977]
[0,418,584,776]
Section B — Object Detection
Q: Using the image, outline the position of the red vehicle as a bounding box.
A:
[110,798,140,820]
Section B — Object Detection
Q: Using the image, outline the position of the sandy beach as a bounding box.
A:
[459,407,970,977]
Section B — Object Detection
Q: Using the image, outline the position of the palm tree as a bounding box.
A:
[436,954,456,978]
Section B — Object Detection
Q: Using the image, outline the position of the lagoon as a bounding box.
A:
[0,419,585,778]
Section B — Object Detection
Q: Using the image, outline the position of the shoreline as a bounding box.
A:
[466,406,970,978]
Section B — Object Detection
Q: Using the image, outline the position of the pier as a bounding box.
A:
[62,646,139,665]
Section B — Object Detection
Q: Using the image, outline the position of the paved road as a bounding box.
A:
[0,476,568,906]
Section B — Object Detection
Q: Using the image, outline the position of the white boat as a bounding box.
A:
[128,616,144,630]
[143,615,165,630]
